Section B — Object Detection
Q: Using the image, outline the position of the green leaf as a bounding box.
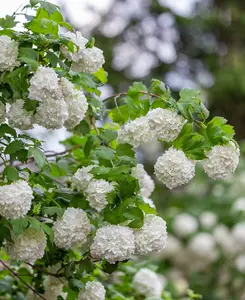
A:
[127,82,147,97]
[28,147,46,168]
[149,78,166,95]
[138,201,157,215]
[116,144,135,158]
[84,135,95,157]
[0,225,12,247]
[0,15,18,29]
[26,216,41,230]
[46,51,59,67]
[59,21,73,31]
[123,206,144,228]
[10,218,29,236]
[99,129,118,143]
[74,120,90,135]
[94,68,108,84]
[3,166,19,182]
[71,73,101,96]
[95,146,116,160]
[69,195,89,210]
[40,223,54,243]
[4,140,24,155]
[23,99,39,112]
[42,206,65,218]
[19,47,38,61]
[102,261,119,274]
[19,57,39,68]
[39,1,59,15]
[0,124,17,138]
[91,165,131,181]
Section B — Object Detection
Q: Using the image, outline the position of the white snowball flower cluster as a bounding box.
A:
[60,77,88,130]
[172,213,198,237]
[131,164,155,198]
[53,207,91,250]
[0,102,6,123]
[213,225,236,257]
[134,214,167,255]
[0,35,20,72]
[85,179,114,212]
[202,143,240,180]
[154,147,196,189]
[0,180,33,219]
[147,108,186,142]
[7,99,34,130]
[72,165,94,191]
[133,268,165,298]
[61,31,105,74]
[6,228,46,263]
[199,211,217,229]
[117,116,152,148]
[187,232,217,262]
[90,225,135,264]
[29,67,68,129]
[78,281,106,300]
[232,222,245,251]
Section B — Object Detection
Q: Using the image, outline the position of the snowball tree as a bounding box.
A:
[0,1,240,299]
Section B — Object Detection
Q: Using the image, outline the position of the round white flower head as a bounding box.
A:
[234,255,245,273]
[213,224,237,257]
[232,222,245,251]
[6,228,46,263]
[85,179,114,212]
[0,180,33,219]
[72,165,94,191]
[172,213,198,238]
[78,281,106,300]
[53,207,91,250]
[0,35,20,72]
[232,197,245,213]
[0,102,6,123]
[90,225,135,264]
[134,214,167,255]
[71,46,105,74]
[61,31,105,74]
[199,211,217,229]
[34,97,68,129]
[147,108,186,142]
[29,67,61,101]
[201,143,240,180]
[60,78,88,130]
[131,164,155,198]
[132,268,164,298]
[154,147,195,189]
[117,116,152,148]
[188,232,217,262]
[8,99,34,130]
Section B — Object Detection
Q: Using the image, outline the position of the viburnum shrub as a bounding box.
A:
[0,1,240,299]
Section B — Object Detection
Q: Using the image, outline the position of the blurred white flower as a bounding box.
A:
[131,164,155,198]
[232,197,245,213]
[133,268,165,298]
[199,211,217,230]
[213,224,237,257]
[85,179,114,212]
[72,165,94,191]
[134,214,167,255]
[90,225,135,264]
[8,99,34,130]
[172,213,198,238]
[202,143,239,180]
[60,77,88,130]
[117,116,152,148]
[147,108,186,141]
[154,148,195,189]
[161,235,183,259]
[53,208,91,250]
[234,255,245,273]
[0,35,20,72]
[232,222,245,251]
[78,281,106,300]
[0,102,6,123]
[6,228,46,263]
[0,180,33,220]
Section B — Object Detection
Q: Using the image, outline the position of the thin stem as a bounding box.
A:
[0,260,47,300]
[103,90,162,102]
[27,263,64,284]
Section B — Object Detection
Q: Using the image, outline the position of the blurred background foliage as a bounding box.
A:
[56,1,245,299]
